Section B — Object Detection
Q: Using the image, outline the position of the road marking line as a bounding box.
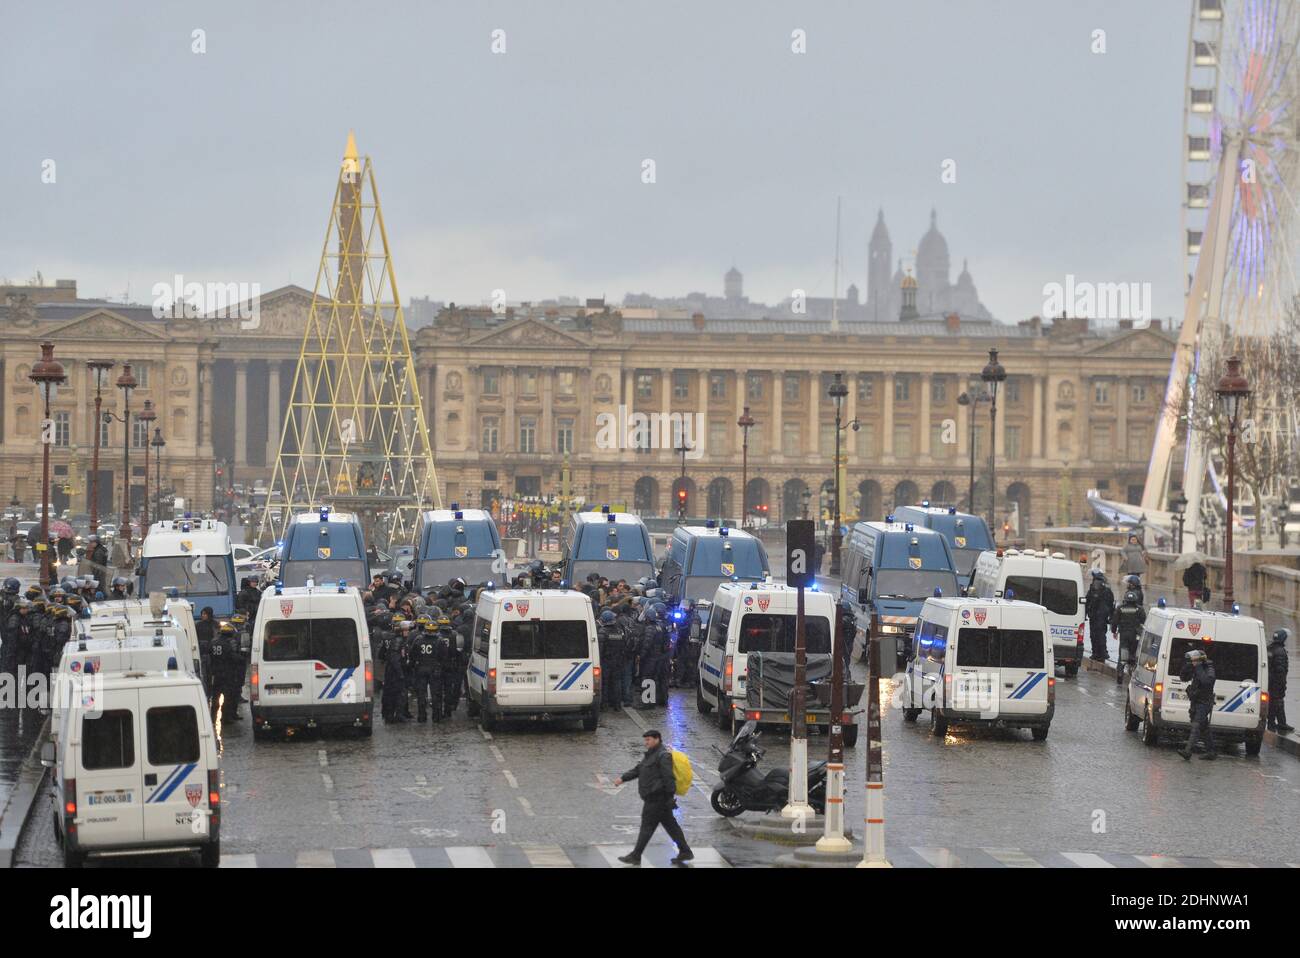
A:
[523,844,571,867]
[320,772,334,791]
[371,848,416,868]
[1211,859,1257,868]
[517,796,536,817]
[447,846,495,868]
[622,705,650,731]
[328,799,343,824]
[219,853,258,868]
[415,773,428,785]
[480,727,493,740]
[1136,855,1186,868]
[318,748,329,767]
[503,769,519,789]
[297,848,336,868]
[688,846,730,868]
[489,744,506,763]
[596,845,654,868]
[1061,852,1115,868]
[912,846,962,868]
[982,847,1043,868]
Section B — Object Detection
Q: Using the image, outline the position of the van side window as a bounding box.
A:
[82,710,135,771]
[1141,628,1162,658]
[475,616,491,655]
[707,607,729,648]
[918,621,947,663]
[146,706,200,765]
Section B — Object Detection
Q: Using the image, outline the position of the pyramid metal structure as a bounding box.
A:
[257,132,440,548]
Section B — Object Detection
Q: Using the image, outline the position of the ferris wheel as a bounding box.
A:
[1144,0,1300,542]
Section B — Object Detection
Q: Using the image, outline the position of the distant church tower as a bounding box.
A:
[724,266,743,300]
[867,208,892,320]
[899,270,919,321]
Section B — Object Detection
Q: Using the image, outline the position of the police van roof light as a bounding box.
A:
[601,504,610,514]
[933,587,943,597]
[705,519,716,529]
[274,581,283,596]
[607,513,616,523]
[454,511,464,520]
[1157,597,1167,608]
[719,526,728,537]
[450,502,459,511]
[1232,602,1240,615]
[921,499,930,508]
[319,506,329,521]
[338,580,347,592]
[181,522,191,533]
[885,514,895,523]
[183,511,192,519]
[948,506,957,514]
[904,523,914,532]
[166,656,178,671]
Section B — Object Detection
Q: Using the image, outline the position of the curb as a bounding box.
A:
[1085,657,1300,760]
[729,813,855,846]
[0,715,51,868]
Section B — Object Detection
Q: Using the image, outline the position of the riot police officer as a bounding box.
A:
[1268,628,1293,734]
[236,577,262,623]
[1179,648,1218,760]
[1084,571,1115,661]
[0,578,19,669]
[1109,589,1145,681]
[110,576,131,600]
[196,606,216,694]
[408,616,445,723]
[437,615,462,717]
[209,621,243,722]
[598,609,625,710]
[2,598,34,679]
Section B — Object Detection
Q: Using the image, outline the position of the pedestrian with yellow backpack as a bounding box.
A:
[614,729,693,865]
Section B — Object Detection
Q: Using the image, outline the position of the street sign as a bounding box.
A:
[786,519,815,588]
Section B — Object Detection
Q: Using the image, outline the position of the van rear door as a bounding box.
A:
[950,609,999,716]
[76,694,145,847]
[542,595,597,709]
[496,600,545,707]
[259,599,316,710]
[140,685,208,844]
[997,609,1051,716]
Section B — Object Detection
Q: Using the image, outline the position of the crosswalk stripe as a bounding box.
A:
[296,849,336,868]
[523,845,573,868]
[1211,859,1257,868]
[371,848,416,868]
[1061,852,1115,868]
[1137,855,1186,868]
[982,847,1043,868]
[911,846,962,868]
[688,846,730,868]
[447,846,495,868]
[596,845,655,868]
[219,853,258,868]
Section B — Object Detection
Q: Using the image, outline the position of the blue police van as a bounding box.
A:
[277,508,370,588]
[411,505,503,592]
[559,508,656,586]
[895,502,994,591]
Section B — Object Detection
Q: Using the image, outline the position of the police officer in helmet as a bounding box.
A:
[210,621,244,723]
[407,616,445,724]
[1178,648,1218,760]
[1268,629,1293,734]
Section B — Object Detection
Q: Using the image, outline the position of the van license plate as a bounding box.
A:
[782,714,819,724]
[266,685,301,695]
[503,674,537,685]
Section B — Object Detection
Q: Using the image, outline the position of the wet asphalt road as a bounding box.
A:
[16,648,1300,867]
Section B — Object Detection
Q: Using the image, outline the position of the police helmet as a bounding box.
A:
[436,615,452,627]
[391,612,407,623]
[25,585,43,599]
[451,577,467,589]
[230,611,248,625]
[600,609,617,624]
[15,598,31,610]
[1185,648,1207,663]
[218,621,237,635]
[1123,574,1140,586]
[1090,570,1104,579]
[415,615,434,630]
[1273,628,1290,644]
[3,577,21,594]
[1123,591,1138,604]
[30,597,46,611]
[60,577,78,592]
[51,605,71,619]
[66,595,83,608]
[49,586,67,601]
[111,576,129,590]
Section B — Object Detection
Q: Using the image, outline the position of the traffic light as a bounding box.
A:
[677,487,688,515]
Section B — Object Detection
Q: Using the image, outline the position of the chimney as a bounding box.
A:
[692,312,706,330]
[944,312,961,334]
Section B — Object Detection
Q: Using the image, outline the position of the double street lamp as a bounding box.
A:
[137,400,157,529]
[956,389,990,515]
[828,373,849,575]
[87,360,115,532]
[980,348,1007,531]
[1169,490,1189,554]
[151,428,167,525]
[29,342,67,587]
[103,364,137,561]
[1215,356,1251,612]
[738,405,756,527]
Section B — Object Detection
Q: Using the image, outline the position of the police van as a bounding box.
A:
[248,583,374,737]
[277,508,370,589]
[659,522,770,624]
[840,518,960,671]
[41,665,221,867]
[559,508,656,587]
[466,589,601,732]
[696,582,858,744]
[901,597,1055,740]
[1124,603,1268,756]
[87,593,204,683]
[136,517,237,619]
[969,548,1087,677]
[411,504,503,592]
[895,503,995,590]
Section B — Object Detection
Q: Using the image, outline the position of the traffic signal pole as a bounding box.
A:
[815,608,851,852]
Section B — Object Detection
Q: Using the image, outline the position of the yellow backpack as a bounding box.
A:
[669,748,693,796]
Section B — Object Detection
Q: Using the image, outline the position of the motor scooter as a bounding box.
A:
[709,720,826,817]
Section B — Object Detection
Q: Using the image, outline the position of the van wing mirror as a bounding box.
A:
[994,590,1003,598]
[40,742,55,768]
[1079,596,1087,605]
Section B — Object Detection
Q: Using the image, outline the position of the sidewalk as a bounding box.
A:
[0,716,49,868]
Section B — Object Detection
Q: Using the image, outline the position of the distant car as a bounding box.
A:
[388,545,416,581]
[234,545,278,581]
[15,520,39,540]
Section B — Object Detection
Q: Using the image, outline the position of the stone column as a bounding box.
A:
[845,372,858,463]
[1031,375,1044,460]
[697,368,710,458]
[882,372,895,457]
[994,385,1006,457]
[919,373,932,457]
[660,369,672,460]
[504,366,516,452]
[807,371,819,458]
[541,368,554,453]
[265,360,282,465]
[770,371,783,456]
[234,359,248,469]
[1116,377,1129,462]
[200,359,215,454]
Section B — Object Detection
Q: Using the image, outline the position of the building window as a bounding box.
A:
[132,364,149,389]
[672,370,689,400]
[519,417,537,454]
[746,373,763,401]
[709,420,727,456]
[894,376,910,403]
[709,373,726,400]
[854,422,875,459]
[972,426,986,460]
[819,423,835,457]
[1090,423,1111,460]
[557,371,576,396]
[132,419,150,448]
[1005,425,1022,461]
[54,411,70,447]
[930,377,947,404]
[520,370,538,396]
[556,418,574,455]
[782,422,800,456]
[1131,383,1147,404]
[784,375,800,402]
[930,421,951,457]
[1005,379,1021,404]
[636,373,653,400]
[481,417,499,452]
[1094,381,1110,405]
[482,368,500,395]
[893,422,913,456]
[1126,428,1148,463]
[857,376,874,403]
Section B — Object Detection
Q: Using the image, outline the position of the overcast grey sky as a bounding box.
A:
[3,0,1189,321]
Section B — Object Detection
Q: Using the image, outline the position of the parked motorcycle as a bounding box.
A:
[709,721,827,817]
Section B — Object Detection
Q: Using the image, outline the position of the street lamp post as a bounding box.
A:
[1215,356,1251,612]
[86,360,115,532]
[29,343,67,587]
[1170,491,1188,554]
[956,390,989,515]
[1277,502,1289,550]
[151,428,166,524]
[828,373,849,575]
[677,435,690,522]
[104,364,138,562]
[801,489,812,520]
[738,406,755,527]
[980,349,1007,531]
[136,399,157,530]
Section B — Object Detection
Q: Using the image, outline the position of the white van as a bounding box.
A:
[1124,604,1268,756]
[137,518,237,620]
[85,593,203,684]
[42,670,221,867]
[969,549,1086,677]
[902,597,1056,740]
[248,584,374,738]
[466,589,600,731]
[696,583,858,743]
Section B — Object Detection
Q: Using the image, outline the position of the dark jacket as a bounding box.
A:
[1109,601,1145,642]
[1181,563,1207,590]
[1179,659,1217,707]
[1085,582,1114,624]
[622,743,676,803]
[1268,641,1288,690]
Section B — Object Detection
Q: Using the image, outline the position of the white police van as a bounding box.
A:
[466,589,600,731]
[1124,603,1269,755]
[901,597,1055,740]
[86,593,203,684]
[137,517,237,619]
[695,582,857,742]
[248,583,373,738]
[42,666,221,867]
[969,548,1086,677]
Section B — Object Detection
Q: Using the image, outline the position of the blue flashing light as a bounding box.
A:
[84,661,95,675]
[933,587,943,597]
[166,656,178,671]
[274,581,283,596]
[885,514,895,524]
[560,580,569,588]
[731,574,740,582]
[454,511,464,520]
[809,582,819,592]
[904,523,914,532]
[319,507,329,522]
[607,513,616,523]
[486,580,495,589]
[948,506,957,515]
[921,499,930,508]
[1232,602,1240,615]
[450,502,460,512]
[705,519,716,529]
[1005,588,1016,601]
[1157,596,1167,609]
[181,522,192,533]
[719,526,729,537]
[183,511,192,519]
[338,580,347,592]
[601,504,610,514]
